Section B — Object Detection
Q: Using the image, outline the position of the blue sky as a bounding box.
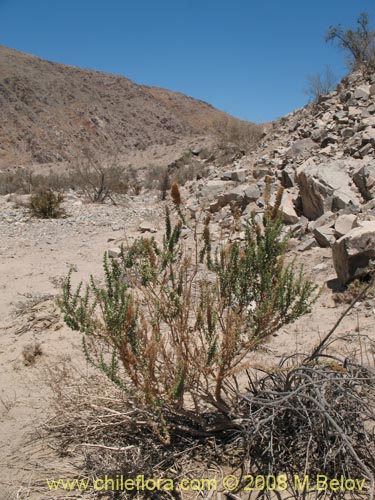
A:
[1,0,374,122]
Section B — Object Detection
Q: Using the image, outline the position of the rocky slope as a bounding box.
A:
[174,67,375,286]
[0,46,241,168]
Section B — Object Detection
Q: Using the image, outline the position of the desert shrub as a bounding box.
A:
[29,189,65,218]
[304,65,338,102]
[0,169,74,195]
[58,186,318,440]
[145,160,208,201]
[326,12,375,70]
[73,155,136,203]
[144,165,171,200]
[0,169,33,194]
[213,116,264,153]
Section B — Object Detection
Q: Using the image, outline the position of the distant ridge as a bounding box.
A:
[0,45,245,167]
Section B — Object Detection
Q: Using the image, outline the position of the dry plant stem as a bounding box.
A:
[307,272,375,363]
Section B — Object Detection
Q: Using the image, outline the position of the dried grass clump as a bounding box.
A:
[44,368,225,500]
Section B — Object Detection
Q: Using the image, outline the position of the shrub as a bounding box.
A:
[73,154,136,203]
[29,189,65,219]
[58,189,318,439]
[0,169,33,195]
[326,12,375,70]
[304,65,337,102]
[213,116,264,153]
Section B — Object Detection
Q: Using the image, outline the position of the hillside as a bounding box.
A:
[0,46,241,168]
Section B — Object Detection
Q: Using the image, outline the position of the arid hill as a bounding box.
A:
[0,46,242,168]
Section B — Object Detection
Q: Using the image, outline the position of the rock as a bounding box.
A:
[278,190,299,224]
[308,211,335,232]
[354,85,370,100]
[311,128,326,143]
[297,237,317,252]
[253,167,272,179]
[353,161,375,200]
[362,128,375,145]
[108,247,122,258]
[139,222,157,233]
[187,204,200,218]
[334,110,347,121]
[221,170,247,182]
[286,138,315,159]
[359,143,373,157]
[209,200,221,213]
[242,202,259,217]
[244,185,260,203]
[313,225,336,248]
[341,128,355,139]
[216,187,246,208]
[334,214,357,238]
[332,222,375,284]
[200,180,231,200]
[281,166,295,188]
[191,147,203,155]
[297,159,359,220]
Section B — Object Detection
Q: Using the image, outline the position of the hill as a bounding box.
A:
[0,46,242,168]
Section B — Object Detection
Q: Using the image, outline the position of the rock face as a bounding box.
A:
[332,222,375,284]
[297,160,359,220]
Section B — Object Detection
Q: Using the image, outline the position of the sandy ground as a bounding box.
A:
[0,193,374,500]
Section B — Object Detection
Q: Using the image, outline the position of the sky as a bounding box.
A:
[1,0,375,123]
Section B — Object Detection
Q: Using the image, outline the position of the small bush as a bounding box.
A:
[29,189,65,219]
[58,188,318,440]
[304,65,338,102]
[73,154,137,203]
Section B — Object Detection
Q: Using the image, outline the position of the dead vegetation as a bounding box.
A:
[22,342,42,365]
[213,117,264,154]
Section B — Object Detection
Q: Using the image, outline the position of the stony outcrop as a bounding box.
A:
[296,159,359,220]
[332,222,375,284]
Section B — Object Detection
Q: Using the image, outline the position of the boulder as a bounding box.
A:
[353,85,370,100]
[297,159,359,220]
[200,180,231,200]
[281,166,295,188]
[244,185,261,203]
[353,161,375,201]
[334,214,357,238]
[332,222,375,284]
[278,190,299,224]
[308,211,336,232]
[221,170,247,182]
[297,237,317,252]
[313,225,336,248]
